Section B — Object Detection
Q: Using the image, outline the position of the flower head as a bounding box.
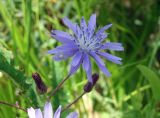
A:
[27,102,78,118]
[48,14,124,83]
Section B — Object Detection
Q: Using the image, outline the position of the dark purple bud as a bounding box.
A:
[83,82,93,93]
[83,73,99,93]
[32,72,47,94]
[92,73,99,85]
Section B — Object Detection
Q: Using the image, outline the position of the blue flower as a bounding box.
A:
[48,14,124,83]
[27,102,78,118]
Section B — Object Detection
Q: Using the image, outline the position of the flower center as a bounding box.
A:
[76,35,101,52]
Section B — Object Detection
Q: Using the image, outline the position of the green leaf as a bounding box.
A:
[0,52,30,90]
[137,65,160,101]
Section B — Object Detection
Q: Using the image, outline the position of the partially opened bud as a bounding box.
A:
[32,72,47,94]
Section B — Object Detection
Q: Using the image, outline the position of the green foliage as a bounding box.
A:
[0,52,30,90]
[137,65,160,101]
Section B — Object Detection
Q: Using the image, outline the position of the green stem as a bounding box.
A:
[123,85,150,102]
[0,100,27,112]
[62,91,86,112]
[48,75,71,101]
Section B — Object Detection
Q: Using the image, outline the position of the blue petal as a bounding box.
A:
[80,17,87,31]
[100,42,124,51]
[88,14,96,38]
[71,51,83,67]
[44,102,53,118]
[48,44,78,54]
[27,107,36,118]
[66,112,78,118]
[88,14,96,31]
[69,52,83,75]
[75,24,83,39]
[53,50,78,61]
[51,30,74,43]
[35,109,43,118]
[90,51,111,77]
[97,51,122,64]
[93,32,108,43]
[82,54,92,83]
[96,24,112,35]
[53,105,62,118]
[62,17,77,34]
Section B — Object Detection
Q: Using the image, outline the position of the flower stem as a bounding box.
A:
[0,100,27,112]
[48,74,70,101]
[62,91,86,112]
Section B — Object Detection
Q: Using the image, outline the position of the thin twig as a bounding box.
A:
[48,74,70,101]
[62,91,86,112]
[0,101,27,112]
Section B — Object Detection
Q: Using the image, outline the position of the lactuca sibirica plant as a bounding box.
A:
[48,14,124,83]
[27,102,78,118]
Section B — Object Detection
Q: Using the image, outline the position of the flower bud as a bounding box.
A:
[32,72,47,94]
[83,82,93,93]
[83,73,99,93]
[92,73,99,85]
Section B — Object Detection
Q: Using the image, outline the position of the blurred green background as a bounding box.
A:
[0,0,160,118]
